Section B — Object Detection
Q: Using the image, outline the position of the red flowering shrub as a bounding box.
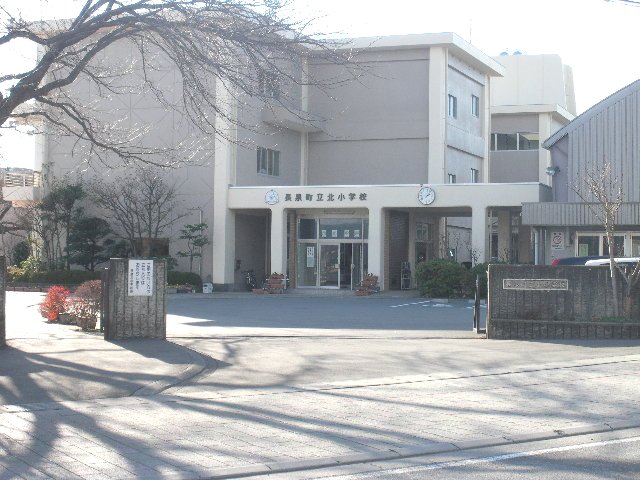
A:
[38,286,70,322]
[66,280,102,331]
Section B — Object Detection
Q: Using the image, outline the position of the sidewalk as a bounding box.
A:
[1,293,205,405]
[2,352,640,479]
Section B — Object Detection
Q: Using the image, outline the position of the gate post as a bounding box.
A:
[103,258,167,340]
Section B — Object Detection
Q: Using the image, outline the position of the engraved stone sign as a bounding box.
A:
[503,279,569,291]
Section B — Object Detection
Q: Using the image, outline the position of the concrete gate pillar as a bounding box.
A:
[103,258,167,340]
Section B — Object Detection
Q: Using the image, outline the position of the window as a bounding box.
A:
[448,173,457,184]
[518,132,539,150]
[490,133,540,151]
[576,233,625,256]
[494,133,518,151]
[470,168,479,183]
[416,222,431,242]
[632,236,640,256]
[603,235,625,256]
[448,94,457,118]
[471,95,480,117]
[134,238,169,257]
[257,71,280,99]
[257,147,280,176]
[415,222,433,263]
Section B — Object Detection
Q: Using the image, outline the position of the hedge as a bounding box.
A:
[167,271,202,289]
[8,269,101,285]
[9,268,202,290]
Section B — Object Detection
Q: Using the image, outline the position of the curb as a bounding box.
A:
[131,342,214,396]
[192,420,640,479]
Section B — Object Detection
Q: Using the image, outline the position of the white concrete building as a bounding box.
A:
[38,33,575,290]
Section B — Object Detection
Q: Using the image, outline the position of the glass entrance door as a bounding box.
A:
[319,244,340,288]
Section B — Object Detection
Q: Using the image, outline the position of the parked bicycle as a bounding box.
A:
[242,270,257,291]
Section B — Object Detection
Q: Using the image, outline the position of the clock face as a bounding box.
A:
[418,186,435,205]
[265,189,279,205]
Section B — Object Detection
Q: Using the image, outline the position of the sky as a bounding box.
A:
[1,0,639,168]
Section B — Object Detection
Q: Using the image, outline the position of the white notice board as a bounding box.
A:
[128,259,154,296]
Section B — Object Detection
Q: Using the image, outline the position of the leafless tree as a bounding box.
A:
[572,161,640,317]
[90,167,186,256]
[0,1,357,168]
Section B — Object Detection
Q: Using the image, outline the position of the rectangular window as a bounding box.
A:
[257,147,280,176]
[257,71,280,99]
[603,235,625,256]
[448,173,457,184]
[471,95,480,117]
[470,168,479,183]
[490,132,540,151]
[632,236,640,256]
[518,132,539,150]
[448,94,457,119]
[495,133,518,151]
[416,222,429,242]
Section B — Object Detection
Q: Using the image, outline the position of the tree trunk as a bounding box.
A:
[607,232,620,317]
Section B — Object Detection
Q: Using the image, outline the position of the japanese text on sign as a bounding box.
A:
[128,260,154,296]
[283,192,368,202]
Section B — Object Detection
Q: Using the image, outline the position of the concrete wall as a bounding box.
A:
[491,54,575,114]
[307,49,431,185]
[488,264,640,339]
[103,259,167,340]
[490,151,539,182]
[40,37,217,279]
[491,114,538,134]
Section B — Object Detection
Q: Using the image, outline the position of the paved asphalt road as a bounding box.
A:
[262,428,640,480]
[167,294,485,334]
[165,293,640,394]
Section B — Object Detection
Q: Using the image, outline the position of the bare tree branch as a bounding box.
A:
[572,160,640,317]
[0,1,358,168]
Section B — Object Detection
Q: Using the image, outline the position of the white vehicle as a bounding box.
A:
[584,257,640,267]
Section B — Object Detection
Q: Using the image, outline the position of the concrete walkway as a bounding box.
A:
[1,293,205,405]
[1,292,640,479]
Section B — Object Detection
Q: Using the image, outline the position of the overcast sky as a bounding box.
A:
[1,0,639,168]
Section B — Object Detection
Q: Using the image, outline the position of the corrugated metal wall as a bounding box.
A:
[522,202,640,226]
[568,88,640,203]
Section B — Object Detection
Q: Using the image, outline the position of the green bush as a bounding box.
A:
[415,259,473,298]
[167,271,202,289]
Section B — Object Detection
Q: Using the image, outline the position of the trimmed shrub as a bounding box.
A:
[415,259,473,298]
[167,271,202,290]
[8,269,101,285]
[67,280,102,331]
[39,286,70,322]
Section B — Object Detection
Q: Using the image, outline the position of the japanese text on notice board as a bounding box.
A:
[128,260,154,296]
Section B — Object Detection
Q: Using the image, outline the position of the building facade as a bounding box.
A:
[523,79,640,264]
[38,33,574,290]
